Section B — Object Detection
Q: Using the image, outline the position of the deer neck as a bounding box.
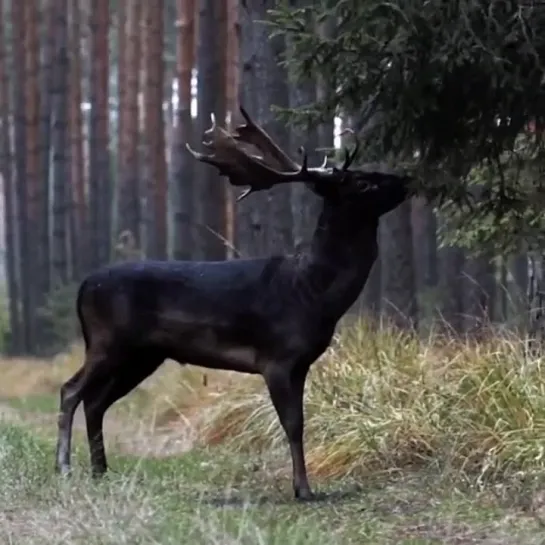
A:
[295,205,379,318]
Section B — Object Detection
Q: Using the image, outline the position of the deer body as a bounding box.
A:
[55,107,411,501]
[75,206,380,373]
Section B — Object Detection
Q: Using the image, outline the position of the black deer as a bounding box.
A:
[55,107,413,501]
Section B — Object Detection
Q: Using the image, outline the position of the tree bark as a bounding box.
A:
[381,199,418,330]
[438,241,466,334]
[235,2,264,257]
[68,0,86,278]
[38,0,56,299]
[13,1,37,352]
[143,0,167,259]
[253,1,293,255]
[51,0,70,286]
[195,0,227,260]
[465,252,496,333]
[88,0,111,270]
[117,0,142,257]
[287,0,320,252]
[224,0,239,259]
[172,0,196,261]
[0,1,22,353]
[117,0,127,199]
[511,249,528,329]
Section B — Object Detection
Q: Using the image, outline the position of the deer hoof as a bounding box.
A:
[295,488,315,502]
[55,465,72,478]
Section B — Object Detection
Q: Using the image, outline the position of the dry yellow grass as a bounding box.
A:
[0,343,83,398]
[0,342,243,418]
[1,320,544,484]
[2,321,545,545]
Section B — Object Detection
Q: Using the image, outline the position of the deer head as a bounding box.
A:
[186,106,413,217]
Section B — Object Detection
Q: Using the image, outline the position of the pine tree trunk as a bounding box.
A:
[465,252,496,333]
[409,197,437,325]
[424,205,438,288]
[381,199,418,330]
[172,0,196,260]
[224,0,239,259]
[12,0,30,352]
[117,0,127,207]
[411,197,427,293]
[38,0,56,299]
[235,2,265,257]
[287,1,320,251]
[13,4,26,350]
[88,0,111,270]
[288,82,319,250]
[438,242,466,334]
[196,0,226,260]
[511,249,528,329]
[253,1,293,254]
[143,0,167,259]
[117,0,142,257]
[26,1,43,351]
[68,0,86,278]
[0,1,22,353]
[361,136,382,317]
[316,14,335,154]
[51,0,70,286]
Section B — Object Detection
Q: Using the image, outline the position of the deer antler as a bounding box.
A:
[187,110,320,201]
[186,106,369,201]
[233,106,301,172]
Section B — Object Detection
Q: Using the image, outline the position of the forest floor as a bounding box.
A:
[1,323,545,544]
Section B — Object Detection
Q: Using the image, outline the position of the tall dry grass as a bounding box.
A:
[170,322,545,482]
[1,320,545,483]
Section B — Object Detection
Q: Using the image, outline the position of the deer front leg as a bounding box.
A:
[263,363,313,501]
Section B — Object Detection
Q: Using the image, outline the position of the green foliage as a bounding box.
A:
[438,131,545,254]
[268,0,545,254]
[271,0,545,165]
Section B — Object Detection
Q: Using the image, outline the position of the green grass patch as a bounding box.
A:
[3,321,545,543]
[2,393,60,414]
[1,421,545,544]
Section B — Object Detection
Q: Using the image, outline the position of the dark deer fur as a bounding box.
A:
[55,107,413,501]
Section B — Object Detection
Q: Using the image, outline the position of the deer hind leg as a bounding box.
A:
[82,352,164,477]
[55,347,116,476]
[263,362,312,501]
[55,367,85,475]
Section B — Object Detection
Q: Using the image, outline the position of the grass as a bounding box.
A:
[1,319,545,543]
[1,423,543,544]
